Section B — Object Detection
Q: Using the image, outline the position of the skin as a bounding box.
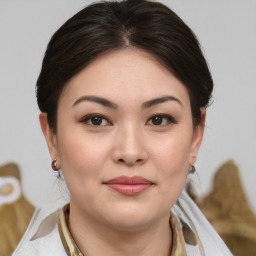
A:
[40,48,205,256]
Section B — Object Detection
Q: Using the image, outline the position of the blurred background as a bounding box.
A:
[0,0,255,211]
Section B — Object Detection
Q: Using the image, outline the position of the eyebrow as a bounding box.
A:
[142,96,183,108]
[73,95,182,109]
[73,96,118,109]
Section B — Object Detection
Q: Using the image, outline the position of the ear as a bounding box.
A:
[39,113,59,162]
[189,108,206,165]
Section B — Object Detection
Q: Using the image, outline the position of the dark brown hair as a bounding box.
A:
[36,0,213,133]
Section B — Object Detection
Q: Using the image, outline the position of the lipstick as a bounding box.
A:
[103,176,153,196]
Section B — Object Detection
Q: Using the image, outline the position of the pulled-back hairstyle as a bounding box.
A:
[37,0,213,133]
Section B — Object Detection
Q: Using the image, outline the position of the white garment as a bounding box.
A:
[172,191,233,256]
[12,190,233,256]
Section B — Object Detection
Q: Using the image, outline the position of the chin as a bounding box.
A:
[99,203,158,231]
[107,215,151,231]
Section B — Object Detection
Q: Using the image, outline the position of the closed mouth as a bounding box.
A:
[103,176,154,195]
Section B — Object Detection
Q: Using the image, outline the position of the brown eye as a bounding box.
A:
[151,116,163,125]
[91,116,103,125]
[81,114,110,126]
[147,114,177,126]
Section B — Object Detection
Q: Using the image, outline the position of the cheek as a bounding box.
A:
[150,132,192,192]
[153,130,192,165]
[57,131,111,185]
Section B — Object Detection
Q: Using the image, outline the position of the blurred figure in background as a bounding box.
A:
[0,163,34,256]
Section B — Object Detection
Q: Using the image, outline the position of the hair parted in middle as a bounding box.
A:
[36,0,213,133]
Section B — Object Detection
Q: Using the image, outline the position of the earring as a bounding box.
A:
[51,159,59,171]
[189,165,196,174]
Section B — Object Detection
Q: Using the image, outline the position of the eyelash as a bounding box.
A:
[80,114,111,126]
[146,114,178,126]
[80,114,177,127]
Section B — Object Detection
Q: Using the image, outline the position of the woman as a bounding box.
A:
[13,0,232,255]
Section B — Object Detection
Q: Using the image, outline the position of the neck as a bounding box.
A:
[68,203,172,256]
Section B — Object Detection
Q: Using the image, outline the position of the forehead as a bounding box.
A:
[60,48,190,106]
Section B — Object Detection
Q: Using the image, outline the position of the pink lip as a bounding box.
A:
[103,176,154,196]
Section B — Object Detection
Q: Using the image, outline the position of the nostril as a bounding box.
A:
[117,158,144,166]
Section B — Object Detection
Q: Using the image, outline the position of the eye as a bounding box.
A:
[147,114,177,126]
[80,114,111,126]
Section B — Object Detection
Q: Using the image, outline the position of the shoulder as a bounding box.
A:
[172,190,233,256]
[13,207,66,256]
[13,225,66,256]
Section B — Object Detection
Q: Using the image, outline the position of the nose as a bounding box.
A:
[112,125,148,166]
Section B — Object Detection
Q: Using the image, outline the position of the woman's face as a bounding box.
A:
[41,48,204,230]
